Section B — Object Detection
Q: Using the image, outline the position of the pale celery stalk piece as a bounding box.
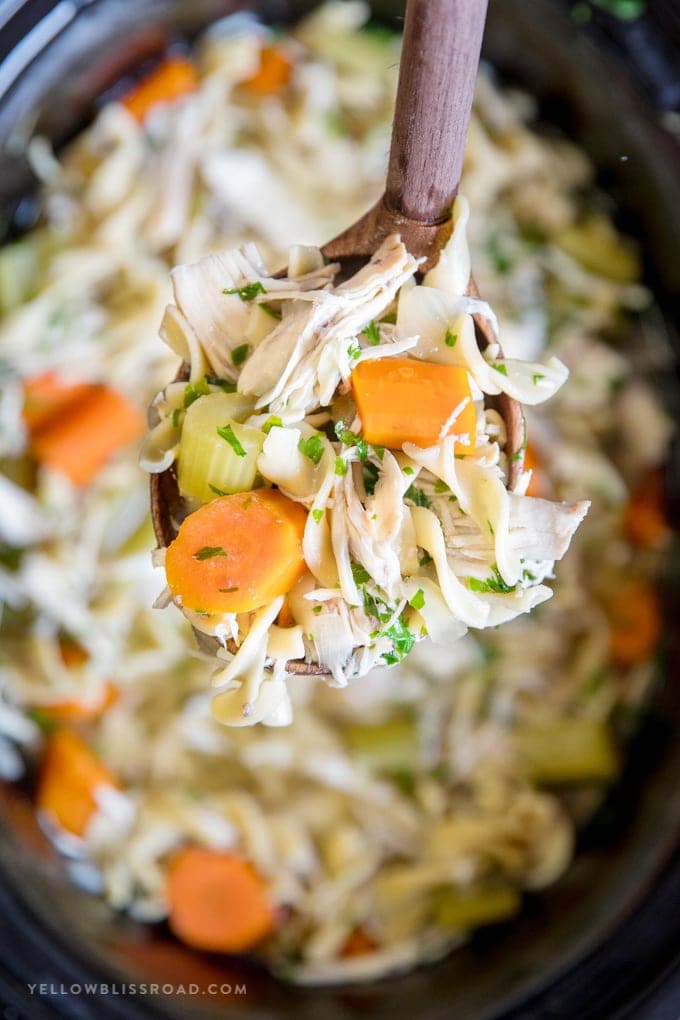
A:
[513,717,619,785]
[433,883,521,930]
[343,713,418,773]
[177,392,264,503]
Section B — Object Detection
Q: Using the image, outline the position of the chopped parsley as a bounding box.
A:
[372,445,385,461]
[362,321,381,346]
[351,562,371,586]
[262,415,282,434]
[311,509,324,524]
[532,373,545,385]
[223,281,266,302]
[206,374,237,393]
[444,329,458,348]
[231,343,251,367]
[434,478,450,494]
[418,550,433,568]
[298,434,325,465]
[209,484,227,497]
[334,456,348,476]
[403,466,415,476]
[467,566,515,594]
[381,615,416,664]
[172,408,182,428]
[492,363,508,376]
[193,546,228,561]
[409,588,425,611]
[183,377,211,408]
[363,461,380,496]
[312,605,323,615]
[487,237,512,274]
[487,519,495,535]
[522,569,537,582]
[348,343,362,363]
[334,421,369,461]
[260,302,281,320]
[405,484,432,509]
[511,426,529,462]
[217,424,247,457]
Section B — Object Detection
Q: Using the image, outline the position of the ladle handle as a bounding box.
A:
[385,0,488,224]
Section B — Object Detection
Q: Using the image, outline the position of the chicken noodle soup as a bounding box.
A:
[144,219,589,727]
[0,2,672,985]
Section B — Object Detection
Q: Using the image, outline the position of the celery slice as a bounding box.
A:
[343,713,418,773]
[513,717,619,785]
[177,393,263,503]
[433,883,521,930]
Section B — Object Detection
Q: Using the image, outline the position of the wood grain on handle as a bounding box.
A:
[386,0,488,224]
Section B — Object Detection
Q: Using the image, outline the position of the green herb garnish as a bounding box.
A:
[467,566,515,594]
[362,321,381,346]
[409,589,425,611]
[223,281,266,302]
[445,329,458,348]
[351,562,371,586]
[405,484,432,509]
[262,415,282,434]
[209,484,227,497]
[312,509,324,524]
[298,434,325,465]
[194,546,228,561]
[492,363,508,376]
[231,344,251,367]
[334,456,348,476]
[217,424,247,457]
[363,461,380,496]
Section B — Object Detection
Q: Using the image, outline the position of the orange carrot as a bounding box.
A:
[341,926,378,957]
[121,56,198,121]
[29,384,145,487]
[622,469,671,550]
[40,683,119,724]
[351,358,476,451]
[240,46,292,96]
[37,729,119,837]
[277,599,295,629]
[166,847,275,953]
[606,579,662,667]
[165,489,307,615]
[23,371,93,433]
[524,441,549,498]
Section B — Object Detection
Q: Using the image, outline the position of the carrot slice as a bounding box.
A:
[41,683,119,724]
[622,469,671,550]
[23,371,93,433]
[29,384,145,487]
[341,926,378,957]
[606,579,662,667]
[524,441,548,498]
[166,847,275,953]
[121,56,198,121]
[240,46,292,96]
[350,358,476,451]
[165,489,307,615]
[37,729,119,837]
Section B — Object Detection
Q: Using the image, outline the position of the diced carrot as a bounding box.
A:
[240,46,292,96]
[524,441,549,498]
[40,682,120,724]
[29,384,145,487]
[58,636,88,669]
[622,469,671,550]
[351,358,476,451]
[277,598,294,629]
[166,847,275,953]
[165,489,307,615]
[121,56,198,121]
[341,926,378,957]
[37,729,119,837]
[23,371,93,433]
[606,579,662,667]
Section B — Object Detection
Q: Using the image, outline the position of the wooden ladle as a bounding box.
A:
[151,0,524,675]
